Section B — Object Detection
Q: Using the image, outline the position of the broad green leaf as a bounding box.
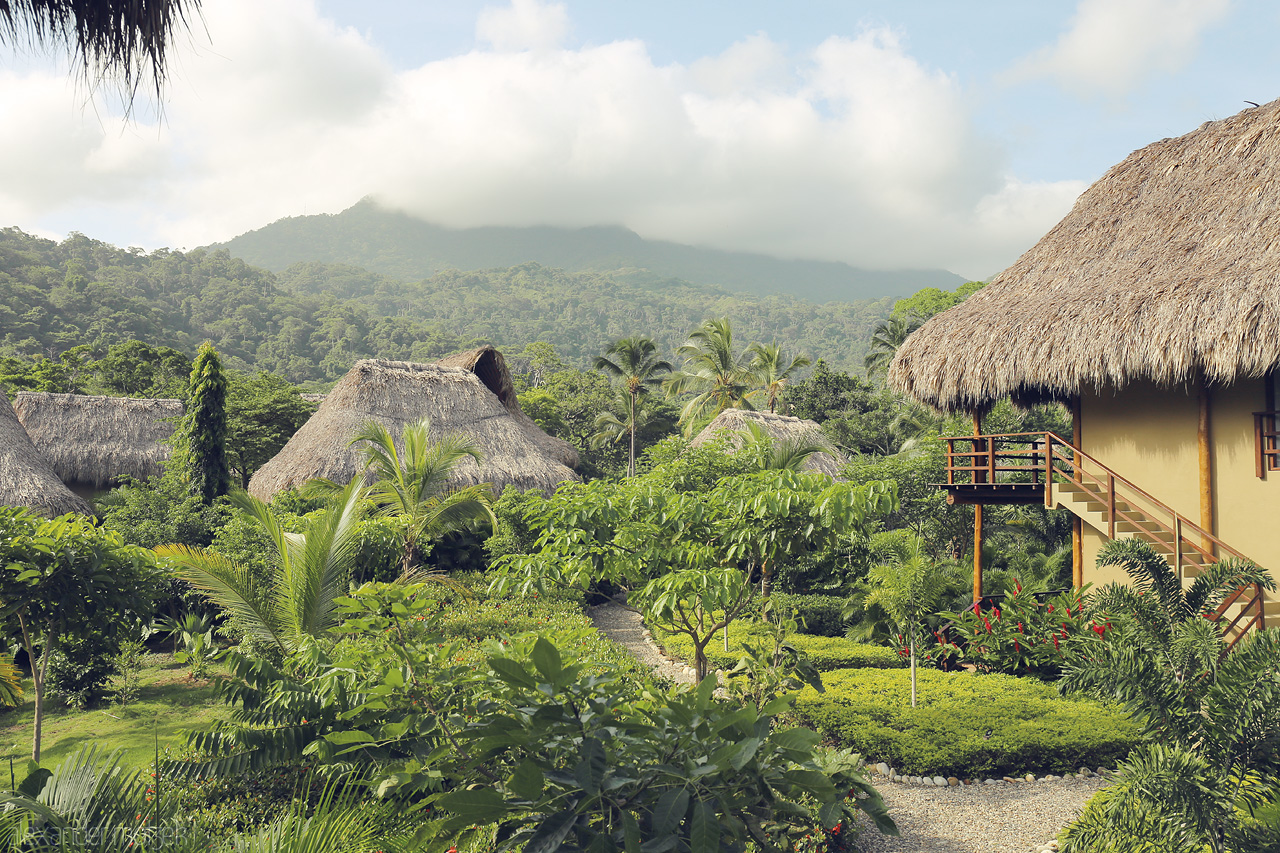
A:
[650,787,690,836]
[507,758,544,801]
[770,727,820,752]
[523,809,578,853]
[489,656,537,688]
[689,800,719,853]
[437,786,509,823]
[530,637,563,682]
[324,730,376,745]
[573,737,607,795]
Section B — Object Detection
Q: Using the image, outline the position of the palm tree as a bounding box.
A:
[667,318,757,434]
[864,534,959,707]
[2,0,201,102]
[736,421,831,472]
[863,316,921,379]
[746,343,810,413]
[589,391,673,476]
[156,478,365,656]
[347,418,497,577]
[594,337,672,477]
[1059,539,1279,853]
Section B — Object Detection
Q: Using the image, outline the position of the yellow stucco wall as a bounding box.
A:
[1078,378,1278,608]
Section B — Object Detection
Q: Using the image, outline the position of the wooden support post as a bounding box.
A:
[973,411,984,603]
[1198,380,1215,557]
[1071,397,1084,588]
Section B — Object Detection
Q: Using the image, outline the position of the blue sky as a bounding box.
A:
[2,0,1278,279]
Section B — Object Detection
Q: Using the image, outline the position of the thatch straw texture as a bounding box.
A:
[248,358,579,499]
[14,392,182,489]
[0,391,92,516]
[890,98,1280,412]
[435,347,579,469]
[689,409,845,477]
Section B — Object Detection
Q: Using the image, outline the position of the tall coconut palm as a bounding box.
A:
[863,315,921,379]
[589,391,674,476]
[667,318,756,434]
[2,0,201,102]
[157,478,366,655]
[347,418,497,577]
[746,343,810,413]
[594,337,673,477]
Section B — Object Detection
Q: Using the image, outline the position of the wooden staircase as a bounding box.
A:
[940,431,1270,648]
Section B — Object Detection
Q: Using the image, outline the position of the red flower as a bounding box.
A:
[1014,640,1021,652]
[1092,623,1106,636]
[993,608,1002,621]
[1047,604,1055,613]
[1017,622,1024,634]
[983,616,992,632]
[1052,635,1060,650]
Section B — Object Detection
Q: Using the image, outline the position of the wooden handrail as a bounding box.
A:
[941,430,1267,645]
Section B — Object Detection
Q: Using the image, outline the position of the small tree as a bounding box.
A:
[180,342,231,505]
[864,534,959,707]
[0,509,158,761]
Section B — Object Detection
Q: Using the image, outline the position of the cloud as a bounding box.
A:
[476,0,570,52]
[1010,0,1232,98]
[0,0,1083,279]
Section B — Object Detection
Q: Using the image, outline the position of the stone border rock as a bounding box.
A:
[871,763,1113,788]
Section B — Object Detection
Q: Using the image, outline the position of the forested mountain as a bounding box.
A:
[0,228,894,384]
[215,199,963,304]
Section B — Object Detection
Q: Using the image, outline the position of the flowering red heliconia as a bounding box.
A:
[1047,604,1055,613]
[1052,634,1060,650]
[1014,640,1021,652]
[983,616,992,632]
[994,608,1002,621]
[1092,623,1107,636]
[1017,622,1023,634]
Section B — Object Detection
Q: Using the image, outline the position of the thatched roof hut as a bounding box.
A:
[436,347,579,469]
[890,98,1280,412]
[0,392,92,516]
[248,355,579,499]
[690,409,845,477]
[13,392,183,490]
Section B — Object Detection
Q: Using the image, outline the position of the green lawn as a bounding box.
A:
[0,653,231,771]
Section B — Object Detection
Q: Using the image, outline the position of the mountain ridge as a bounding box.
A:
[213,199,963,303]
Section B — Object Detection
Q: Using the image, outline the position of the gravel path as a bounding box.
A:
[587,602,1101,853]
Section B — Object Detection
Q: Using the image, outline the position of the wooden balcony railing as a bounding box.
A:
[941,431,1268,648]
[1255,411,1280,478]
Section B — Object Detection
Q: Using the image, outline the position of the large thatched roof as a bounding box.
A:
[13,392,182,489]
[0,392,92,516]
[436,347,579,469]
[248,356,579,499]
[890,98,1280,413]
[690,409,845,477]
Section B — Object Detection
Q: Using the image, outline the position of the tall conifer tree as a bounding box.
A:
[183,342,230,504]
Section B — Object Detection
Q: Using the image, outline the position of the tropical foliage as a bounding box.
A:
[1059,540,1279,853]
[156,480,366,655]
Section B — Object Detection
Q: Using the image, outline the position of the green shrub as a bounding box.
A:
[793,668,1140,778]
[47,635,121,709]
[654,621,904,672]
[772,593,848,636]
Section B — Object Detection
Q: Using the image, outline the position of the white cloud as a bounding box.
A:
[476,0,570,52]
[1010,0,1232,98]
[0,0,1085,279]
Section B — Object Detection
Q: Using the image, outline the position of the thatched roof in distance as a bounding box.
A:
[248,356,579,500]
[690,409,845,477]
[0,391,92,517]
[435,346,579,469]
[13,392,182,489]
[890,97,1280,413]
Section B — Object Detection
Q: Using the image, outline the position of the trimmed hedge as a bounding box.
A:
[793,668,1140,779]
[770,593,847,637]
[653,620,904,672]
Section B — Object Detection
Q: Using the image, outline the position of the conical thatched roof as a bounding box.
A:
[890,98,1280,413]
[13,392,183,489]
[689,409,845,477]
[0,392,92,516]
[248,357,579,499]
[435,346,579,469]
